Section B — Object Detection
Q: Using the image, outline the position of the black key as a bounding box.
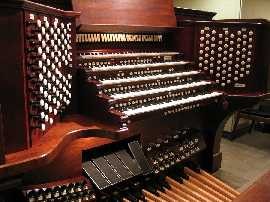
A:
[155,182,165,192]
[44,188,52,199]
[67,183,75,194]
[52,186,61,198]
[125,193,140,202]
[100,193,110,201]
[82,161,110,190]
[158,178,171,189]
[111,191,122,202]
[60,185,67,196]
[180,172,189,180]
[130,185,145,201]
[148,178,164,192]
[122,186,142,202]
[170,173,183,183]
[145,185,158,195]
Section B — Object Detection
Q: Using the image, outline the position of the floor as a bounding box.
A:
[214,130,270,192]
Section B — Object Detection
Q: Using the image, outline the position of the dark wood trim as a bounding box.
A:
[0,0,80,18]
[174,7,216,21]
[0,104,5,165]
[77,24,179,33]
[180,19,269,27]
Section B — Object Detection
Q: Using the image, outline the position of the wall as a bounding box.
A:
[241,0,270,19]
[173,0,241,20]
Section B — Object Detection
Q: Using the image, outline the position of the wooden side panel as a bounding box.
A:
[0,8,29,153]
[173,26,195,60]
[256,23,270,92]
[72,0,176,30]
[0,104,5,164]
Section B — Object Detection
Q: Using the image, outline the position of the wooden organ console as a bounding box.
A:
[0,0,269,201]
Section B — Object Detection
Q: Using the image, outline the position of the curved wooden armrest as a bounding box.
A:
[0,115,127,179]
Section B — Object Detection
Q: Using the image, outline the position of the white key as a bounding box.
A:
[123,92,223,116]
[88,61,188,72]
[80,52,180,60]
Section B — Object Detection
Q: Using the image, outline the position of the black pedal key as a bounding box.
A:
[115,150,142,176]
[104,153,133,180]
[82,161,110,190]
[92,157,122,185]
[128,141,152,174]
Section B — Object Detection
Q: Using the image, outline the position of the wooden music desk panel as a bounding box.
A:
[71,0,177,31]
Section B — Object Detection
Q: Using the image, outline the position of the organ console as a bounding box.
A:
[0,0,269,201]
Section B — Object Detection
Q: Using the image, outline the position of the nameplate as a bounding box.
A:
[76,33,163,43]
